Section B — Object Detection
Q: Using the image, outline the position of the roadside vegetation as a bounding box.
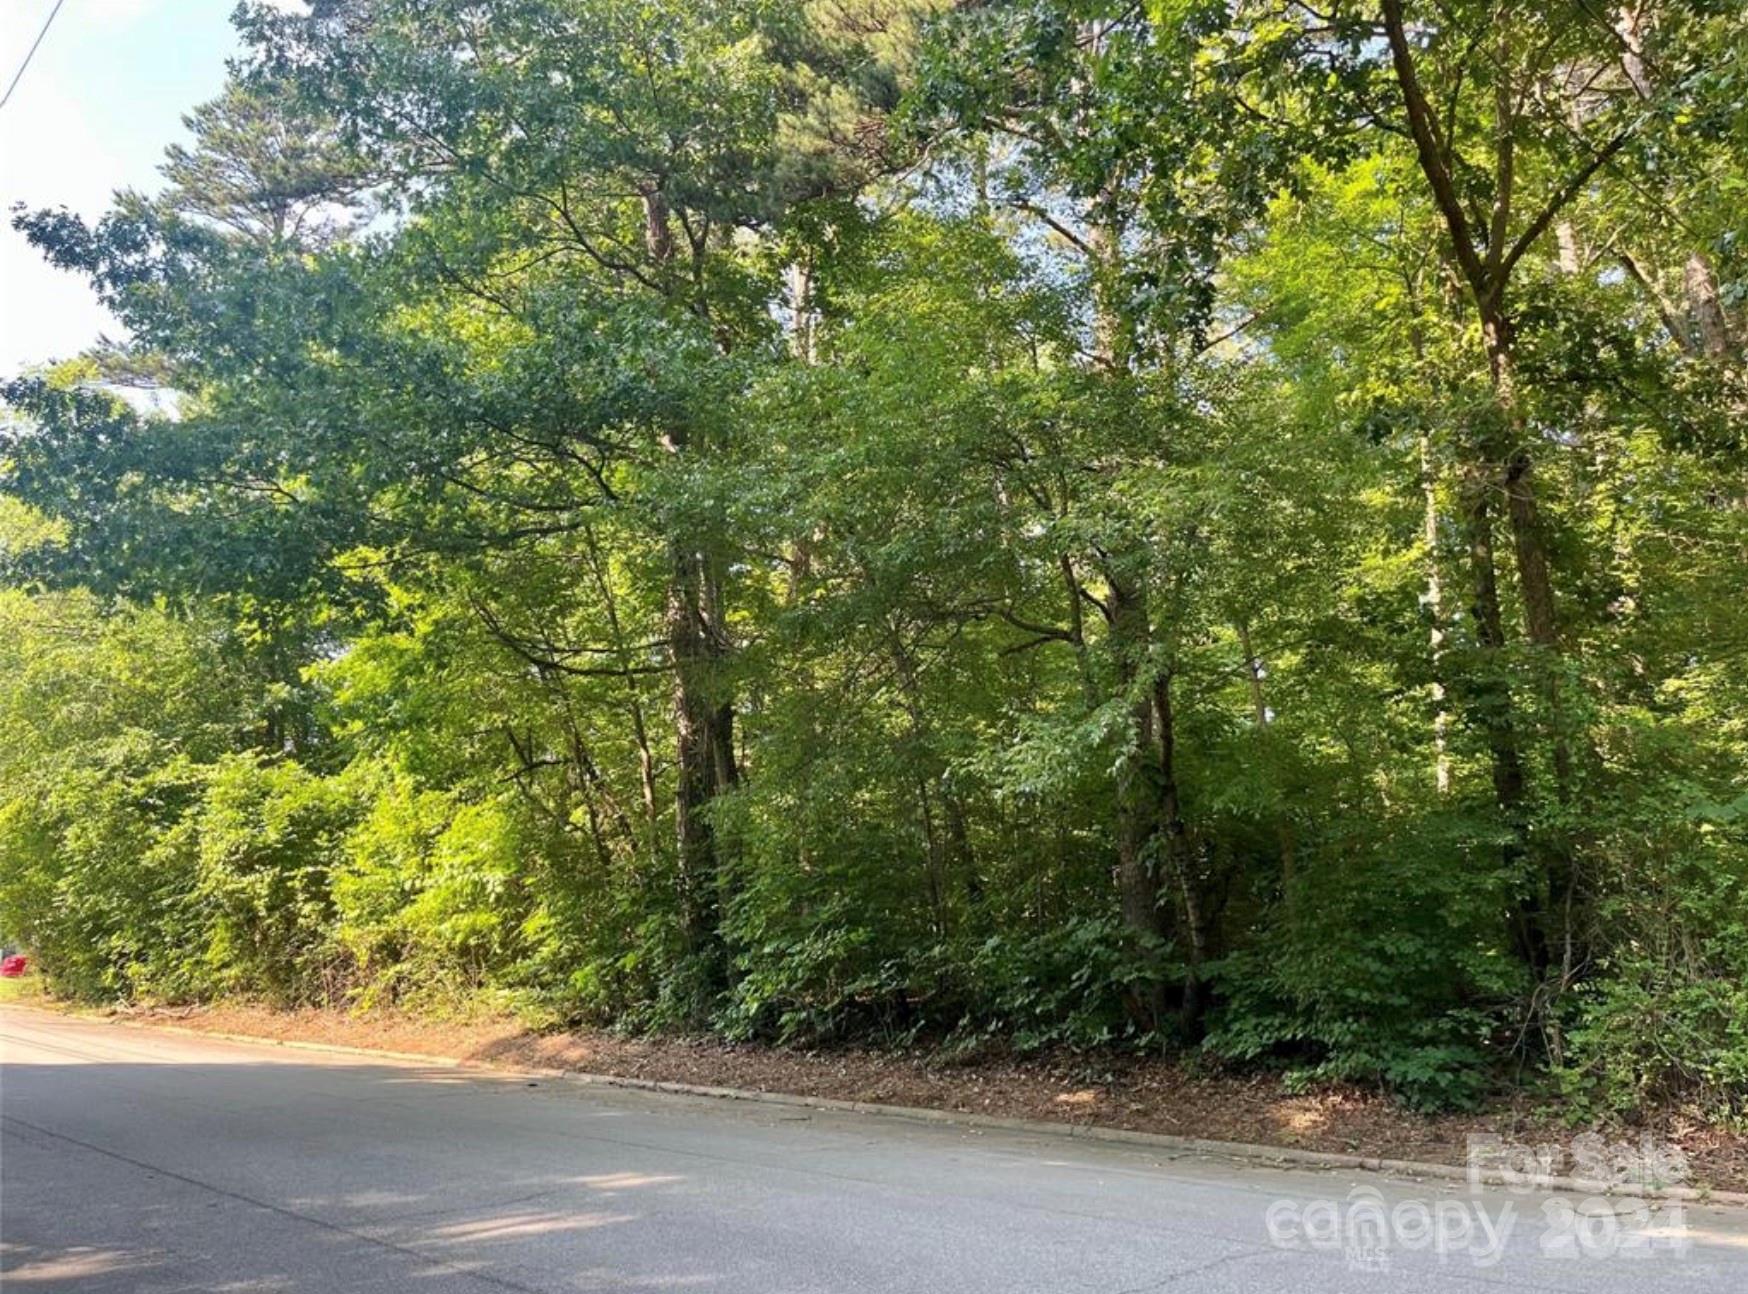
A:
[0,969,45,1006]
[3,0,1746,1122]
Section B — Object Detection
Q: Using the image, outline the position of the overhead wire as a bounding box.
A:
[0,0,68,113]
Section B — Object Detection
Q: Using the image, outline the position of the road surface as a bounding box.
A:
[3,1007,1746,1291]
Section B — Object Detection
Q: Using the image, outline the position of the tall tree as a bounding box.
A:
[914,0,1290,1029]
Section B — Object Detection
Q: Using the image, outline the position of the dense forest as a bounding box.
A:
[2,0,1745,1114]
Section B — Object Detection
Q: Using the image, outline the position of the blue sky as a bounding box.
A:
[1,1,252,374]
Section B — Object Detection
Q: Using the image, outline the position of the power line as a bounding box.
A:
[0,0,68,114]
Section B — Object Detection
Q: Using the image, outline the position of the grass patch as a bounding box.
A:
[0,972,48,1004]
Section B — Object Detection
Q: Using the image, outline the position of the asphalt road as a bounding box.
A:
[2,1008,1746,1292]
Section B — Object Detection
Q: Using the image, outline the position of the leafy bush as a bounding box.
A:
[195,755,361,1002]
[0,747,209,1001]
[719,864,925,1043]
[953,917,1172,1053]
[331,769,456,1003]
[1204,816,1521,1109]
[1554,800,1748,1119]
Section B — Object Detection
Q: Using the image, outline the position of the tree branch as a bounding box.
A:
[1382,0,1488,302]
[1496,127,1635,287]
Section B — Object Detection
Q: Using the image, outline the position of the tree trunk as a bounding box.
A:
[944,791,982,910]
[1685,251,1736,360]
[645,187,738,996]
[667,538,733,986]
[1462,467,1528,815]
[583,525,662,847]
[1461,464,1546,970]
[1236,618,1298,899]
[1484,315,1577,810]
[1418,433,1453,795]
[1106,572,1169,1027]
[1152,668,1205,1034]
[890,629,971,935]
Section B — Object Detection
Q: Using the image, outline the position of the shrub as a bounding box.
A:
[1554,801,1748,1119]
[195,755,361,1002]
[1203,815,1520,1109]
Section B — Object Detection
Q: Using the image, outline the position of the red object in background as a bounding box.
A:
[0,954,27,977]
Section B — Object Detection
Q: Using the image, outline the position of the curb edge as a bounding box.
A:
[13,1005,1746,1210]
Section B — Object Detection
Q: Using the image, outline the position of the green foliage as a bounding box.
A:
[0,583,256,1000]
[1204,816,1523,1109]
[957,919,1173,1054]
[3,0,1746,1122]
[0,750,210,1002]
[1554,789,1748,1119]
[336,783,533,1006]
[194,756,361,1002]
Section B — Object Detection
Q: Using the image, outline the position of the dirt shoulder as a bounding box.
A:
[75,1000,1748,1195]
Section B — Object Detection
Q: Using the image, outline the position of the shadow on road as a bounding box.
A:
[1,1057,704,1292]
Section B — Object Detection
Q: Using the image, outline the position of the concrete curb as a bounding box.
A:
[18,1005,1748,1209]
